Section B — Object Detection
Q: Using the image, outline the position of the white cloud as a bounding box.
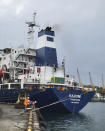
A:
[0,0,13,6]
[0,0,27,17]
[16,4,24,15]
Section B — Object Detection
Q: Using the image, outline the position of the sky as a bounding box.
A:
[0,0,105,86]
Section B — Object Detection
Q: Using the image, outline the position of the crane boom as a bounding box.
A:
[77,68,84,87]
[102,74,105,89]
[89,72,95,91]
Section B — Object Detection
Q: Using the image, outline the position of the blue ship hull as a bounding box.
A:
[0,88,95,113]
[30,88,95,113]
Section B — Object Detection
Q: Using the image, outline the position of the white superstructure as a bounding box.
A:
[37,30,56,49]
[0,13,75,90]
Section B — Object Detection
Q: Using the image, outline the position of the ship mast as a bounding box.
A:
[26,12,39,48]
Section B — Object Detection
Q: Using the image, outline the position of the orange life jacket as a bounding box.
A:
[24,98,28,106]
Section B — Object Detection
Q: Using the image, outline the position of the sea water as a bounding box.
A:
[45,103,105,131]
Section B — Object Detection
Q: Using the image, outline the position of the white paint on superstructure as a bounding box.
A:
[37,35,56,49]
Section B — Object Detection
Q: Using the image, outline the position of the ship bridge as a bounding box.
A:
[36,27,58,67]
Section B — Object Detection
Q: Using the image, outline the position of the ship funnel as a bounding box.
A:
[36,27,58,67]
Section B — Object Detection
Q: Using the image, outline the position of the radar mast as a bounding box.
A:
[26,12,40,48]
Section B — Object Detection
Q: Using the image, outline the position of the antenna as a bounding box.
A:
[26,12,40,48]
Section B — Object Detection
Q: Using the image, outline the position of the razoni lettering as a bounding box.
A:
[69,94,81,99]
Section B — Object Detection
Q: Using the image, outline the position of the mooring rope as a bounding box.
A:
[19,96,71,115]
[34,97,70,111]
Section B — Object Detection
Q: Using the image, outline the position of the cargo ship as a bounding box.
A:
[0,13,95,113]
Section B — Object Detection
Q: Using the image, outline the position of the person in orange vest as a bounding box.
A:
[24,97,29,112]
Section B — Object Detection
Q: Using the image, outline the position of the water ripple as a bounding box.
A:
[45,103,105,131]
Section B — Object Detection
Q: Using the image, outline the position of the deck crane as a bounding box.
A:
[102,74,105,93]
[77,68,84,87]
[89,72,95,91]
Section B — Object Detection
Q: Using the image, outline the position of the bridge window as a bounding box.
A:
[47,37,54,42]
